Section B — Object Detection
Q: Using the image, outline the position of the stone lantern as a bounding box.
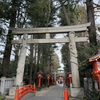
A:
[47,75,50,87]
[37,72,42,89]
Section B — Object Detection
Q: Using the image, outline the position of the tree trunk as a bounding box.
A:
[59,0,71,25]
[2,1,16,77]
[62,5,71,25]
[59,1,71,72]
[86,0,97,45]
[33,44,41,83]
[29,43,34,83]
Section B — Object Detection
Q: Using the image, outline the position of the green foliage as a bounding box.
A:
[0,96,2,100]
[59,2,86,71]
[0,63,3,77]
[7,60,17,77]
[78,43,100,71]
[57,0,80,25]
[78,43,100,86]
[84,90,100,100]
[0,1,10,19]
[40,44,55,71]
[98,27,100,32]
[61,43,69,69]
[27,0,56,27]
[24,62,36,84]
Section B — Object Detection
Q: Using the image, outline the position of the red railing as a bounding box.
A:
[14,84,36,100]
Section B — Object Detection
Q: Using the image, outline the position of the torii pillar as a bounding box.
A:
[9,34,28,96]
[69,31,84,97]
[16,33,28,86]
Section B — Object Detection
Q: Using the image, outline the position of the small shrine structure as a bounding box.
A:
[89,51,100,90]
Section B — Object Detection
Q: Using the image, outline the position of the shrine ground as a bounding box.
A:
[28,84,63,100]
[5,84,83,100]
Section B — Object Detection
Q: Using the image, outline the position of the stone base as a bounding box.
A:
[6,95,14,100]
[70,87,84,97]
[9,87,16,96]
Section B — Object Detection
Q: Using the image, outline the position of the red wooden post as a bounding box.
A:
[33,83,36,92]
[38,78,41,87]
[14,89,19,100]
[64,89,68,100]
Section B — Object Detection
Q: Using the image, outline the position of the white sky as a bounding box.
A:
[54,36,65,70]
[54,31,68,70]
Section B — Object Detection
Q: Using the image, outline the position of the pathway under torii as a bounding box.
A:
[27,84,64,100]
[9,22,90,97]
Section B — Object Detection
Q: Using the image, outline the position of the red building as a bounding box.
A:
[89,53,100,89]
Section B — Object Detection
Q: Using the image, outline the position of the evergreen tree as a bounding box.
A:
[86,0,97,45]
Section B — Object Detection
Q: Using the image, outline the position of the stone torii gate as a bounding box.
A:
[10,22,90,97]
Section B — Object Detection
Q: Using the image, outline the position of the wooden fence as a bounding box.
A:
[0,77,15,94]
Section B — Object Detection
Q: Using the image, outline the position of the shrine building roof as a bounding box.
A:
[89,53,100,62]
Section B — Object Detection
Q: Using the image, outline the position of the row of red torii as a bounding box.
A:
[9,22,90,97]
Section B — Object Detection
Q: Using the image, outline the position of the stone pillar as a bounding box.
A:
[46,33,50,39]
[54,71,56,82]
[0,77,6,94]
[69,31,80,87]
[12,77,16,86]
[94,80,99,91]
[69,31,83,97]
[88,78,93,91]
[84,77,88,94]
[16,34,28,86]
